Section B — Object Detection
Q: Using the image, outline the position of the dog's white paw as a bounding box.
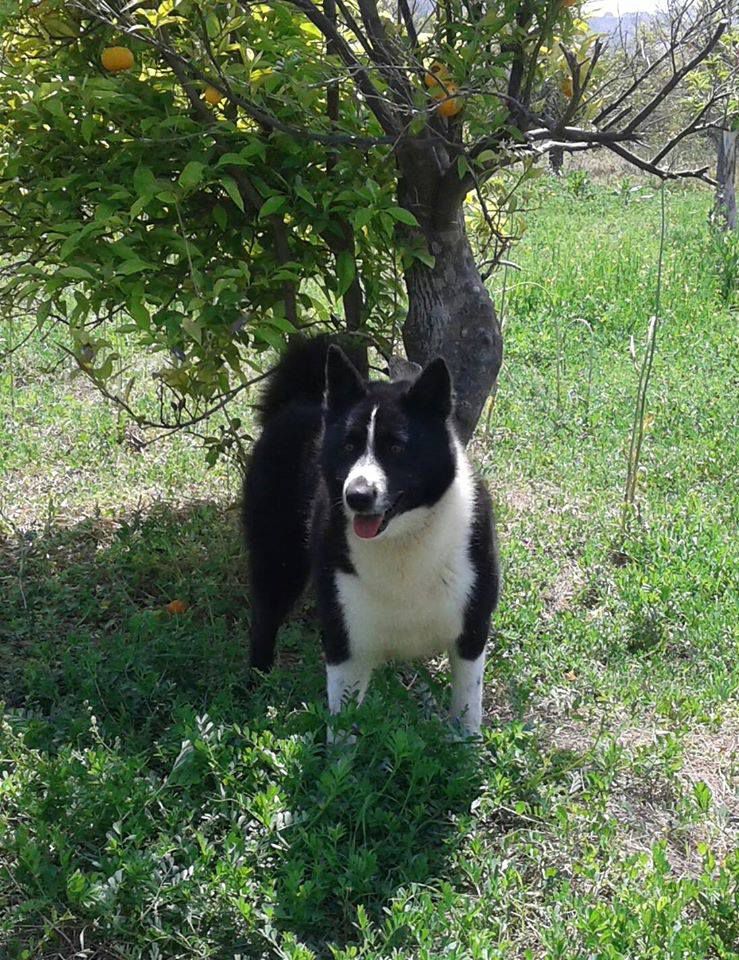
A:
[447,716,483,744]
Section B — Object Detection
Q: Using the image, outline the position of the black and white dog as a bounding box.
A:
[243,336,500,735]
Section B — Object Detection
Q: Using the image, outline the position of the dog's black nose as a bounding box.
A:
[345,477,377,512]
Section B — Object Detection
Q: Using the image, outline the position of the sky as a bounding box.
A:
[586,0,663,14]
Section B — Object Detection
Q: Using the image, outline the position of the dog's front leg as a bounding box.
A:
[326,658,372,744]
[449,646,486,736]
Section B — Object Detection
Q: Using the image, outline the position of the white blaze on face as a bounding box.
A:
[342,405,388,511]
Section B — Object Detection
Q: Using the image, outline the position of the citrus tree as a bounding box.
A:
[0,0,726,445]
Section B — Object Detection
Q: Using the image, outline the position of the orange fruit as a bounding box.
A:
[101,46,134,73]
[165,599,188,615]
[435,82,463,118]
[424,61,450,88]
[561,76,574,98]
[562,0,578,6]
[204,85,223,105]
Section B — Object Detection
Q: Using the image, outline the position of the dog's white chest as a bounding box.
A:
[335,562,472,663]
[335,484,476,664]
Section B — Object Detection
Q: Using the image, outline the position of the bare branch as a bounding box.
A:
[526,125,640,145]
[622,16,727,134]
[58,340,271,433]
[595,1,724,126]
[607,142,715,184]
[333,0,375,57]
[398,0,419,48]
[650,96,720,164]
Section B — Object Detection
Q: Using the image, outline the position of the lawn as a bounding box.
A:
[1,178,737,959]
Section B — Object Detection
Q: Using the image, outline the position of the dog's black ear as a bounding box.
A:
[325,344,366,413]
[404,357,453,419]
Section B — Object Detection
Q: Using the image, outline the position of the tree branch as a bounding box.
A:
[80,3,394,148]
[622,17,727,135]
[274,0,401,133]
[650,96,719,165]
[161,31,298,327]
[397,0,419,48]
[606,142,715,184]
[595,1,723,126]
[323,0,365,335]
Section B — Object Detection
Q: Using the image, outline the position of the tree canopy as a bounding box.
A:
[0,0,727,448]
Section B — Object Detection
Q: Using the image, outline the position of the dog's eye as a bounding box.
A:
[344,441,355,453]
[390,442,403,455]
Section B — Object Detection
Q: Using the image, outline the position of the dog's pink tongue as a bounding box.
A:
[353,515,383,539]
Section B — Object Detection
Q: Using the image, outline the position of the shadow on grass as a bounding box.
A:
[0,500,510,956]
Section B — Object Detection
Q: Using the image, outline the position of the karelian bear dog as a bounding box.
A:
[243,336,500,736]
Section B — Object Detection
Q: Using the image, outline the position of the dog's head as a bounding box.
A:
[321,345,456,541]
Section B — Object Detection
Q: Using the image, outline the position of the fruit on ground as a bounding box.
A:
[102,46,134,73]
[165,599,188,614]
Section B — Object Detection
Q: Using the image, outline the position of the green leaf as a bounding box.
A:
[59,232,83,260]
[217,152,251,168]
[129,196,150,219]
[215,142,266,166]
[182,316,203,344]
[221,176,245,212]
[336,250,356,297]
[116,259,152,276]
[352,208,374,230]
[457,155,471,178]
[58,266,95,281]
[693,781,712,813]
[178,161,206,191]
[212,205,227,231]
[387,206,419,227]
[133,165,157,197]
[295,183,315,206]
[81,116,95,144]
[264,314,297,333]
[258,195,287,219]
[127,295,149,327]
[254,323,286,352]
[476,149,497,164]
[412,250,436,269]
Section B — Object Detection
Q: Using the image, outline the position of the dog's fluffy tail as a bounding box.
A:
[257,333,367,426]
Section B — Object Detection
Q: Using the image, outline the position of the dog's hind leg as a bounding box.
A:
[247,547,309,672]
[242,407,318,673]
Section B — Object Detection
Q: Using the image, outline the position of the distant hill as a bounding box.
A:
[589,11,654,40]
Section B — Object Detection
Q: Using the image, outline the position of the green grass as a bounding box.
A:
[1,180,738,959]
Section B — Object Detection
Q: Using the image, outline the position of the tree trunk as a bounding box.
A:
[714,128,737,230]
[401,209,502,444]
[549,144,564,176]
